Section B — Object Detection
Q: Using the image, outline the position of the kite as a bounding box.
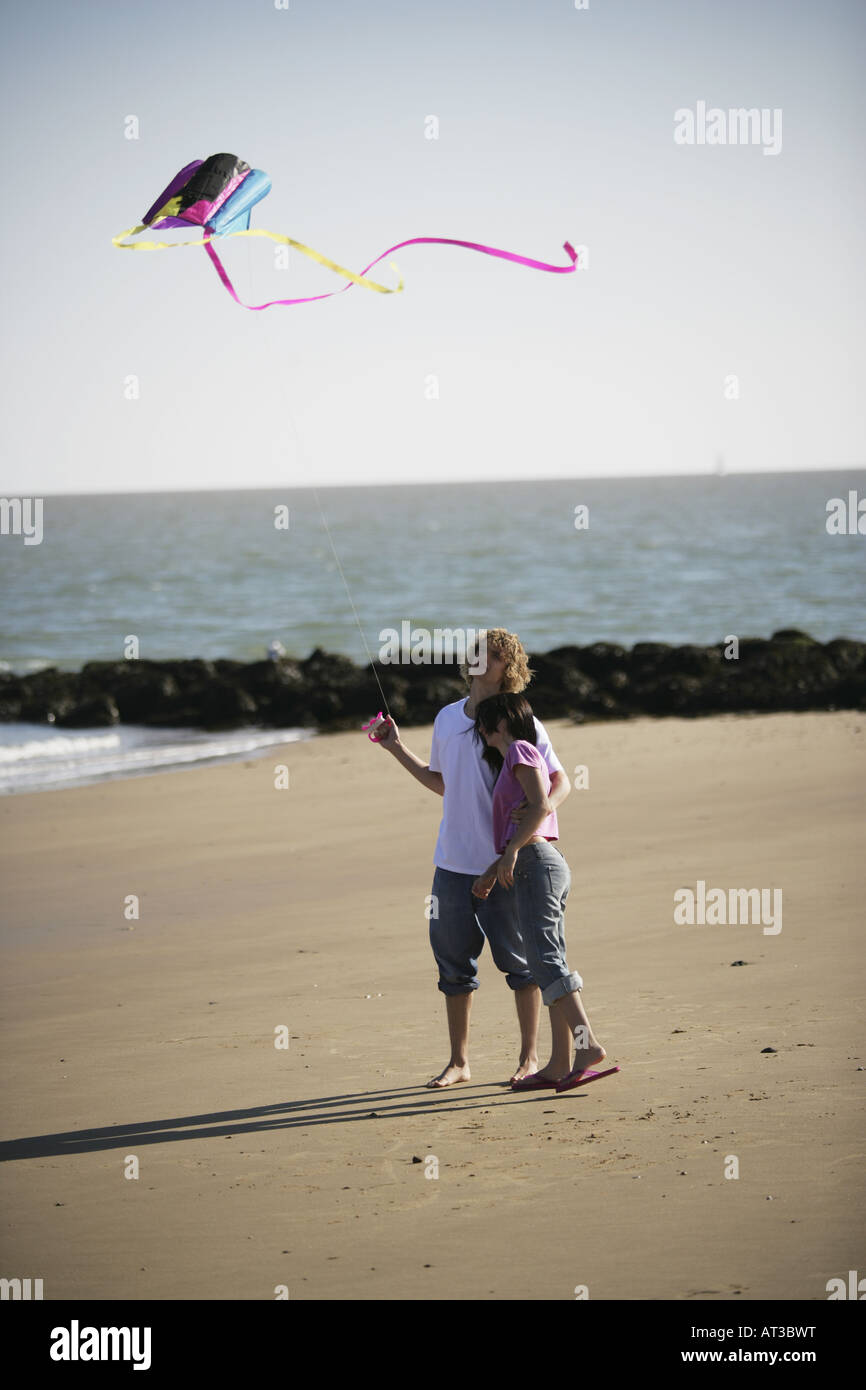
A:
[113,151,578,309]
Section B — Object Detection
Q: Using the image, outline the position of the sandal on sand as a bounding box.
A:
[555,1065,621,1094]
[511,1073,560,1091]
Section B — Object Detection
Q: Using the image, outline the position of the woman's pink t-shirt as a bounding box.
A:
[492,740,559,854]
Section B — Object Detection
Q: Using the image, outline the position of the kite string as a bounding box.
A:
[287,406,391,720]
[311,487,392,722]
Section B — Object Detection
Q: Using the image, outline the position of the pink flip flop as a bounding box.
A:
[555,1065,621,1094]
[511,1073,560,1091]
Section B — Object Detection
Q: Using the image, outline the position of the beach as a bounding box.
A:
[0,709,862,1301]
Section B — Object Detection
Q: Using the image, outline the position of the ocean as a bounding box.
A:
[2,470,863,791]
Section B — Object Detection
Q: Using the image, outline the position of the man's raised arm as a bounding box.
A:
[374,718,444,796]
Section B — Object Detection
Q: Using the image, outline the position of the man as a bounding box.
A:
[374,628,571,1086]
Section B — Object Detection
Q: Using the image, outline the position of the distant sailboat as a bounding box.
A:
[714,452,726,476]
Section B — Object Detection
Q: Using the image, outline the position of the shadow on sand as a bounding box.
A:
[0,1081,586,1162]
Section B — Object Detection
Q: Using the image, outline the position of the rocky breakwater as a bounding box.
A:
[0,631,863,733]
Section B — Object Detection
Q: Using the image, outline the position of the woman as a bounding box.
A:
[471,691,619,1092]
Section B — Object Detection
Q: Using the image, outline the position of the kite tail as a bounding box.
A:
[202,231,403,308]
[114,217,578,309]
[203,231,579,310]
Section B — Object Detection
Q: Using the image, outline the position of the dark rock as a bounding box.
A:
[242,659,307,725]
[17,667,79,723]
[0,671,24,721]
[213,658,245,678]
[825,639,866,675]
[632,641,675,665]
[770,629,817,643]
[196,681,259,731]
[79,661,183,723]
[570,642,629,680]
[671,644,723,677]
[301,649,370,720]
[4,631,864,734]
[719,636,845,713]
[56,695,120,728]
[530,649,601,713]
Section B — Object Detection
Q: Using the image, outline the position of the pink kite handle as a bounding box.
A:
[204,235,578,311]
[362,711,392,742]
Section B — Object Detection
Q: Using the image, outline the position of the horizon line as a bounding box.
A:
[6,464,866,500]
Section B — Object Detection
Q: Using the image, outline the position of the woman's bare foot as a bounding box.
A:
[563,1043,606,1081]
[426,1062,471,1089]
[523,1062,569,1083]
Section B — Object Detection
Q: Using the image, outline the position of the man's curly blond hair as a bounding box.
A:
[460,627,534,692]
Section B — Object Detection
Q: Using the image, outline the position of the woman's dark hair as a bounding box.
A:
[473,692,537,773]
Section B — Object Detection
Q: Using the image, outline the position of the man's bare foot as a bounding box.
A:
[509,1055,539,1085]
[563,1043,606,1081]
[426,1063,471,1089]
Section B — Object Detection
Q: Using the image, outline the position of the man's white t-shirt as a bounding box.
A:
[428,699,565,874]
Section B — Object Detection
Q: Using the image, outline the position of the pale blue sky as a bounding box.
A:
[1,0,864,492]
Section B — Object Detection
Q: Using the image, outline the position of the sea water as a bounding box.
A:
[1,471,863,791]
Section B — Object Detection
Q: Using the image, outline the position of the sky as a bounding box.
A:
[1,0,864,493]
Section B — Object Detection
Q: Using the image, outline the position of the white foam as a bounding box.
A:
[0,723,312,795]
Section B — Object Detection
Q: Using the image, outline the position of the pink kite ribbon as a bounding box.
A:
[203,235,578,310]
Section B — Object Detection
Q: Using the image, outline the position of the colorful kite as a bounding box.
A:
[113,152,578,309]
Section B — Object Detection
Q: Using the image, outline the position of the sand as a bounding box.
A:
[0,710,863,1301]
